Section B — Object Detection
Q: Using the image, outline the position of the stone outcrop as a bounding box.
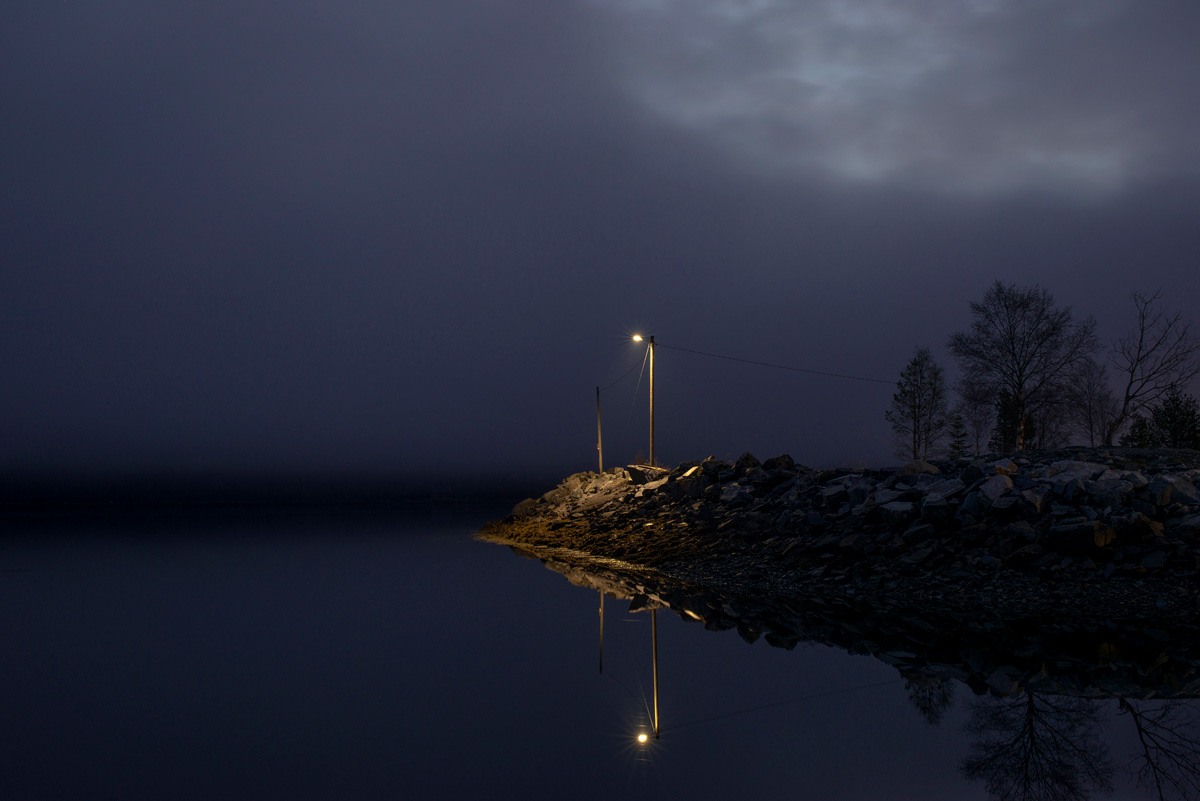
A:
[480,447,1200,624]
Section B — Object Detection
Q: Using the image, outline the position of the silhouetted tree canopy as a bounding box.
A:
[949,282,1097,451]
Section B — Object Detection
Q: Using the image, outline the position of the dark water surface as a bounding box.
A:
[2,505,1194,800]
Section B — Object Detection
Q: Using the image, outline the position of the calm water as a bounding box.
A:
[1,505,1194,800]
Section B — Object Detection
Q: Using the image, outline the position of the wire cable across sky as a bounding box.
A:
[655,343,894,385]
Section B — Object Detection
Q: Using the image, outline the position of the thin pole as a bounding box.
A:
[598,591,604,674]
[596,386,603,473]
[652,608,660,739]
[648,336,655,467]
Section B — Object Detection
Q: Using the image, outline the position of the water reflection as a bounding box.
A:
[963,694,1114,801]
[509,545,1200,801]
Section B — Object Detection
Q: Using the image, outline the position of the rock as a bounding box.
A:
[1087,478,1132,510]
[512,498,538,517]
[735,452,761,471]
[643,477,669,494]
[626,465,657,485]
[880,501,917,528]
[1141,551,1168,569]
[925,478,966,498]
[1144,477,1175,507]
[989,494,1020,518]
[1005,543,1045,567]
[762,454,796,471]
[1169,514,1200,536]
[1046,521,1116,551]
[902,523,937,543]
[1004,521,1039,543]
[1046,460,1106,486]
[873,488,905,506]
[960,491,986,519]
[820,483,849,507]
[896,460,940,476]
[992,458,1019,476]
[1018,488,1046,515]
[900,545,935,565]
[959,463,985,486]
[920,494,956,528]
[1114,512,1164,542]
[665,476,706,501]
[978,475,1014,504]
[1163,476,1200,506]
[719,484,752,506]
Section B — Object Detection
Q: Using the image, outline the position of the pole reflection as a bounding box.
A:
[523,545,1200,798]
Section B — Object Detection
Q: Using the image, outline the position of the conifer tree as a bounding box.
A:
[885,348,949,461]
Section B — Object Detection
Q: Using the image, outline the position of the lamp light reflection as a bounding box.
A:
[637,733,648,744]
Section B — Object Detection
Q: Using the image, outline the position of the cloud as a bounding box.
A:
[594,0,1200,195]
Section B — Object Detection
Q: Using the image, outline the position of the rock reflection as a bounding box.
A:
[508,545,1200,800]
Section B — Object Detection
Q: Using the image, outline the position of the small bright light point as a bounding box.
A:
[637,733,648,743]
[632,334,643,342]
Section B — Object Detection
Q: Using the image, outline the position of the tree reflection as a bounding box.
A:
[1119,699,1200,801]
[904,671,954,726]
[961,694,1114,801]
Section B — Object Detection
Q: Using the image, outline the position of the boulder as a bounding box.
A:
[1086,479,1132,510]
[1017,488,1046,516]
[1163,476,1200,506]
[1046,521,1116,551]
[1143,477,1174,507]
[925,478,966,499]
[1113,512,1164,542]
[1141,551,1169,569]
[735,452,761,471]
[992,458,1019,476]
[762,454,796,471]
[873,488,905,506]
[920,494,956,528]
[512,498,538,517]
[978,475,1014,504]
[820,483,849,507]
[896,460,940,476]
[1045,460,1106,485]
[719,483,753,506]
[880,501,917,528]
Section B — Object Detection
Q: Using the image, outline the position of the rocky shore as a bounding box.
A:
[479,448,1200,627]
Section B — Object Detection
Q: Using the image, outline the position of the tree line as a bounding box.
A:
[886,282,1200,460]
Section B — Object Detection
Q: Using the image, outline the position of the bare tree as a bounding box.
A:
[885,348,950,460]
[1119,699,1200,801]
[957,377,995,456]
[949,282,1097,451]
[961,694,1114,801]
[1068,358,1120,447]
[1105,291,1200,445]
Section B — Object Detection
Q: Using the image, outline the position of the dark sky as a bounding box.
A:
[3,1,1199,499]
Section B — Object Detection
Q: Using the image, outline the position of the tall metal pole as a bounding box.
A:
[598,591,604,674]
[596,386,603,473]
[648,336,655,467]
[651,607,660,739]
